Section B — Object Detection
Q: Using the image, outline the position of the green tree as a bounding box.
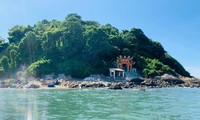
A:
[0,37,9,55]
[62,13,85,58]
[26,59,53,77]
[142,57,175,78]
[84,27,112,60]
[0,56,10,77]
[18,31,38,64]
[8,25,32,44]
[10,49,20,76]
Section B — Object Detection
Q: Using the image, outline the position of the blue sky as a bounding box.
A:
[0,0,200,78]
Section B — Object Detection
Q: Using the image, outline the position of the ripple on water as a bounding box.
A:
[0,88,200,120]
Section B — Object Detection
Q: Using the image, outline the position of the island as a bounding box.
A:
[0,13,199,89]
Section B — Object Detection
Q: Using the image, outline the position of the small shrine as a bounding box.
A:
[109,55,137,79]
[116,55,135,72]
[109,68,124,79]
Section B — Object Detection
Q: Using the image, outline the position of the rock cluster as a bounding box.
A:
[0,74,200,90]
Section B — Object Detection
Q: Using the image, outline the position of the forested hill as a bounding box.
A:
[0,13,191,78]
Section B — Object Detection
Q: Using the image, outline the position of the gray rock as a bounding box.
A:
[108,84,122,90]
[160,74,185,85]
[48,83,55,87]
[28,83,40,88]
[129,78,144,85]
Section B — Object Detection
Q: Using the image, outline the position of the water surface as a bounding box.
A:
[0,88,200,120]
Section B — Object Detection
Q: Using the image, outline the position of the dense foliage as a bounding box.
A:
[0,13,191,78]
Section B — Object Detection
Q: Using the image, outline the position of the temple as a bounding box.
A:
[109,55,137,79]
[116,55,135,72]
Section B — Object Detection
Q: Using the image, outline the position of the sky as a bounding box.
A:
[0,0,200,78]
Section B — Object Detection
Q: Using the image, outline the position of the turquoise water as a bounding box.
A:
[0,88,200,120]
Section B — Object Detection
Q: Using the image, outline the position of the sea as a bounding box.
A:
[0,88,200,120]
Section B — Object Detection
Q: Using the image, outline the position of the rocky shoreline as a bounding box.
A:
[0,74,200,90]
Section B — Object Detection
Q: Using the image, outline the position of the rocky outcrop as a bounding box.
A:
[48,83,55,87]
[47,80,61,87]
[67,82,79,88]
[27,83,40,88]
[129,78,144,85]
[180,76,200,88]
[80,82,106,88]
[53,80,60,85]
[141,78,159,87]
[108,84,122,90]
[159,74,185,85]
[25,80,42,88]
[0,74,199,89]
[124,82,135,88]
[141,74,186,88]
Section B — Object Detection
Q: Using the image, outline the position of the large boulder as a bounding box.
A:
[180,76,200,88]
[53,80,60,85]
[129,78,144,85]
[93,83,106,88]
[108,84,122,90]
[81,83,91,88]
[141,78,158,87]
[80,82,106,88]
[123,82,135,88]
[66,81,80,88]
[27,83,40,88]
[48,83,55,87]
[160,74,184,85]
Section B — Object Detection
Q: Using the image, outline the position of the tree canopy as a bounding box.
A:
[0,13,191,78]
